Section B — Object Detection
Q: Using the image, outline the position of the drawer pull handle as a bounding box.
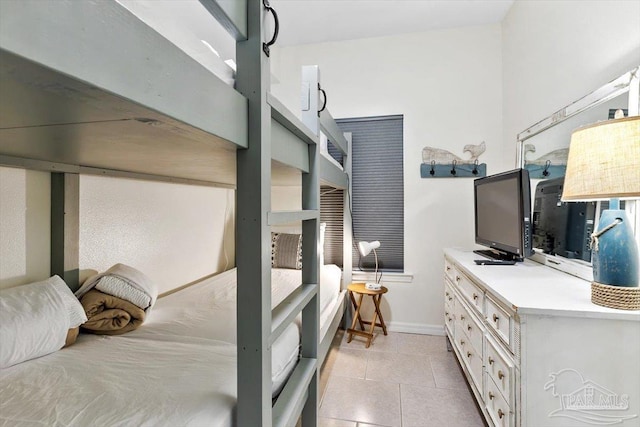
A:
[446,266,451,271]
[460,340,465,345]
[447,317,452,322]
[448,296,453,301]
[445,292,450,297]
[467,325,472,331]
[488,392,495,400]
[493,313,499,323]
[498,409,505,419]
[466,351,472,358]
[473,293,478,300]
[456,276,460,282]
[498,370,505,380]
[460,315,465,320]
[445,311,449,316]
[488,357,494,365]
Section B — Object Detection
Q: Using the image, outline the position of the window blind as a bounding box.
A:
[336,115,404,271]
[320,186,344,267]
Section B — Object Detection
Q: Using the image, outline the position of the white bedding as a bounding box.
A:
[146,265,342,389]
[0,265,343,427]
[0,334,238,427]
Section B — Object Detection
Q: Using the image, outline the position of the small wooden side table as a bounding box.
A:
[346,282,388,348]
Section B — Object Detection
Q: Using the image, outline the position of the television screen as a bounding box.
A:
[474,169,532,261]
[532,177,597,262]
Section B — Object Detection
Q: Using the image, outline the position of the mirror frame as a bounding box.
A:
[516,66,639,280]
[517,66,639,166]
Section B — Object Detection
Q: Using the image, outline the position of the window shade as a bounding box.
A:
[336,115,404,271]
[320,186,344,267]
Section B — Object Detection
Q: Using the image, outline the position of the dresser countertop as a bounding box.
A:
[445,248,640,321]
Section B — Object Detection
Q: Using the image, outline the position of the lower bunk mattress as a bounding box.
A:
[0,265,343,427]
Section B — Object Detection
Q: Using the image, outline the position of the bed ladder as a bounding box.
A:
[235,1,319,426]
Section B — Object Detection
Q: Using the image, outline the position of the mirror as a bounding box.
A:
[516,66,639,278]
[517,67,639,178]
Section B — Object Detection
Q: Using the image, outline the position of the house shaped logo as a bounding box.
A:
[544,369,637,425]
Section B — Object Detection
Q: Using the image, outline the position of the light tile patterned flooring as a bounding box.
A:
[317,330,486,427]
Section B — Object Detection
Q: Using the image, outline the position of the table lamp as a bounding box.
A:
[358,240,381,290]
[562,115,640,310]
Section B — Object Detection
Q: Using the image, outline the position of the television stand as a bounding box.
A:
[473,249,522,262]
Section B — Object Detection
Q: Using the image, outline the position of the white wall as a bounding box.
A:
[502,0,640,166]
[272,186,301,212]
[80,175,234,294]
[272,25,504,334]
[0,169,234,294]
[0,167,50,289]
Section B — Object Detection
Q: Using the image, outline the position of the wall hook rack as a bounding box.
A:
[421,161,487,178]
[420,142,487,178]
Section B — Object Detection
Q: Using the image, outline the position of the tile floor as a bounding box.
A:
[317,329,486,427]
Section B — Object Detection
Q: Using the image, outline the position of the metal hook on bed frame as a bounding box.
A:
[262,0,279,57]
[318,84,327,117]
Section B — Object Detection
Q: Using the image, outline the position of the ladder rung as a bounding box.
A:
[268,210,318,225]
[271,284,317,345]
[272,357,317,427]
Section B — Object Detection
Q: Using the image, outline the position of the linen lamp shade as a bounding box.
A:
[562,116,640,201]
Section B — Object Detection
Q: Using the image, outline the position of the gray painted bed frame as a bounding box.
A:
[0,1,351,426]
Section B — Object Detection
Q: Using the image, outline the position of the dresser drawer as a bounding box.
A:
[460,302,483,355]
[485,334,514,406]
[444,309,455,336]
[444,257,456,283]
[444,278,455,306]
[444,280,455,336]
[485,373,512,427]
[454,269,484,314]
[456,334,483,393]
[486,296,511,346]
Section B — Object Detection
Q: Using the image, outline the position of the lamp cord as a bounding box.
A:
[590,218,622,252]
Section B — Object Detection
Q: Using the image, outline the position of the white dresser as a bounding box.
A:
[444,248,640,427]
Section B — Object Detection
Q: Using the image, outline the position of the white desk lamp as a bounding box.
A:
[358,240,381,290]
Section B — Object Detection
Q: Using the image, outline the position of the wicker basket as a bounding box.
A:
[591,282,640,310]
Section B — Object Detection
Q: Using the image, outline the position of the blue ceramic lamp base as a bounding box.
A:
[591,209,639,287]
[590,208,640,310]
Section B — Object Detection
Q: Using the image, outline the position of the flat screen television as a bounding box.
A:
[532,177,596,262]
[474,168,533,262]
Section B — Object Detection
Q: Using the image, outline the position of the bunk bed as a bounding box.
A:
[0,1,352,426]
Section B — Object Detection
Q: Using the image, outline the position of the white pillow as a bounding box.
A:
[0,276,87,369]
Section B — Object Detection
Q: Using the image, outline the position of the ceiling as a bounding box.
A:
[271,0,515,46]
[117,0,515,71]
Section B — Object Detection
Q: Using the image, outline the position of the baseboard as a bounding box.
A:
[386,321,445,336]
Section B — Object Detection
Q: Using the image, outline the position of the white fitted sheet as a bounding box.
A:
[0,266,343,426]
[0,334,238,427]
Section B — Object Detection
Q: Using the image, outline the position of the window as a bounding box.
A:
[320,186,344,267]
[331,115,404,272]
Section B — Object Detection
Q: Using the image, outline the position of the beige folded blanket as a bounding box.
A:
[80,290,146,335]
